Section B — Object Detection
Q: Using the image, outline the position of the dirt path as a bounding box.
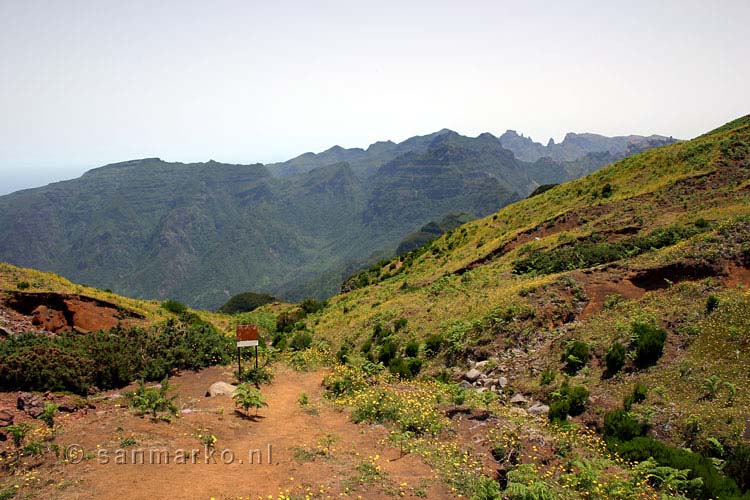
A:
[32,366,451,500]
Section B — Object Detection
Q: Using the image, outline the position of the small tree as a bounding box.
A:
[4,422,32,449]
[127,377,178,419]
[38,402,59,428]
[233,383,268,416]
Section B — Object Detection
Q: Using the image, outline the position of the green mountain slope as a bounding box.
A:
[0,129,675,309]
[305,115,750,485]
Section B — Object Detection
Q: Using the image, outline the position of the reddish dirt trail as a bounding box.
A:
[37,366,450,500]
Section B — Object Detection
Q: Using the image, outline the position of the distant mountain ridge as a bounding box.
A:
[498,129,677,162]
[0,127,677,308]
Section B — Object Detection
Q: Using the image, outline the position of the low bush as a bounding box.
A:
[605,341,626,375]
[706,294,720,314]
[289,331,313,351]
[388,357,422,379]
[725,443,750,492]
[423,334,444,357]
[549,382,589,422]
[614,436,742,499]
[378,339,398,365]
[238,365,274,385]
[218,292,277,314]
[513,224,701,275]
[632,322,667,368]
[300,298,327,315]
[404,340,420,358]
[393,318,408,332]
[603,409,646,442]
[563,340,589,375]
[623,382,648,410]
[161,299,188,315]
[0,321,234,395]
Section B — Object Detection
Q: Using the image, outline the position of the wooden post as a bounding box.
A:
[237,347,242,380]
[255,345,259,370]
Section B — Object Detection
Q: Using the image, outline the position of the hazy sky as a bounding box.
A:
[1,0,748,195]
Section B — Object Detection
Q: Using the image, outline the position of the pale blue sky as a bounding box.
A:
[1,0,748,194]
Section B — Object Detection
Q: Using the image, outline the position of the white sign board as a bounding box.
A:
[237,340,259,348]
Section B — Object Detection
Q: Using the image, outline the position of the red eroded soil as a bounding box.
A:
[0,292,144,333]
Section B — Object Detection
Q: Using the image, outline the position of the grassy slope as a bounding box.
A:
[311,115,750,446]
[0,262,233,331]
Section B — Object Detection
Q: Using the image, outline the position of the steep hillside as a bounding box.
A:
[299,115,750,497]
[0,262,231,333]
[0,128,671,309]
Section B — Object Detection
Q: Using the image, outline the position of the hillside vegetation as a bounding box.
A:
[291,115,750,498]
[0,130,674,309]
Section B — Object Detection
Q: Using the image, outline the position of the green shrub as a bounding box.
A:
[289,331,313,351]
[563,340,589,375]
[548,399,571,422]
[615,436,741,499]
[161,299,188,315]
[404,340,420,358]
[605,341,626,375]
[378,339,398,365]
[513,224,700,275]
[624,382,648,410]
[335,344,350,363]
[0,322,233,395]
[16,281,30,290]
[388,357,422,379]
[276,310,303,332]
[393,318,408,332]
[300,298,326,315]
[540,368,556,386]
[632,382,648,402]
[603,409,646,442]
[218,292,277,314]
[549,382,589,421]
[632,322,667,368]
[238,365,274,385]
[706,295,720,314]
[423,334,443,357]
[725,443,750,492]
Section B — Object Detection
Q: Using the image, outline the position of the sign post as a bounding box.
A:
[236,325,259,380]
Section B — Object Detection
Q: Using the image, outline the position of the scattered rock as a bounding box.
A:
[498,376,508,388]
[0,408,13,427]
[206,382,237,397]
[17,392,44,418]
[474,360,490,369]
[464,368,482,382]
[510,394,529,406]
[526,403,550,416]
[459,380,473,389]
